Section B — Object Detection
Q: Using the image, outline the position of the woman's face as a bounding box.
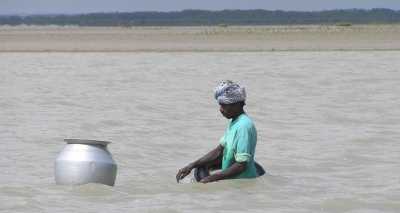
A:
[219,103,241,119]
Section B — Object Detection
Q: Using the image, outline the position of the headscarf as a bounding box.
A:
[214,80,246,104]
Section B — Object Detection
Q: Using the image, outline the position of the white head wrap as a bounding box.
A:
[214,80,246,104]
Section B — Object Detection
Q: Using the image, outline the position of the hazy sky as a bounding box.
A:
[1,0,400,15]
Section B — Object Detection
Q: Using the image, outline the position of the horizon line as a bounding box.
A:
[1,8,399,16]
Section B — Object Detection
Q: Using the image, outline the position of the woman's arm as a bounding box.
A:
[200,161,246,183]
[189,144,223,169]
[176,144,224,182]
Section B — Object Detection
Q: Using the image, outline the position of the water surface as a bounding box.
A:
[0,52,399,212]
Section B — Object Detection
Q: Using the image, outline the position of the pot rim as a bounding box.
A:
[64,139,111,146]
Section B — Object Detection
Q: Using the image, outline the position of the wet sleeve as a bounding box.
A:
[234,127,252,162]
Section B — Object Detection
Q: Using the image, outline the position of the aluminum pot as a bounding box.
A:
[55,139,117,186]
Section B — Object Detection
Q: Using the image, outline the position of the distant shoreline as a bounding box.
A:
[1,9,400,26]
[1,25,399,52]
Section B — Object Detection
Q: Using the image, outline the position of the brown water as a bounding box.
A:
[0,52,399,212]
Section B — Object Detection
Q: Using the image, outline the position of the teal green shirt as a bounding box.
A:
[220,113,258,178]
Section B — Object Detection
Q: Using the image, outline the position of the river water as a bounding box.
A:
[0,51,399,212]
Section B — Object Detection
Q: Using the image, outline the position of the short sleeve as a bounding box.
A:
[219,135,226,147]
[234,127,253,162]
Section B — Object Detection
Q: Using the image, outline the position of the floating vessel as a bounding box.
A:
[55,139,117,186]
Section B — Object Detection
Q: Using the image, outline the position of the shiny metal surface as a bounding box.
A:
[64,139,111,146]
[55,139,117,186]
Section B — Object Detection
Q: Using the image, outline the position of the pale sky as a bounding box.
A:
[1,0,400,15]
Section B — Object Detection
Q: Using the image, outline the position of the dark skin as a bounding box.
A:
[176,101,247,183]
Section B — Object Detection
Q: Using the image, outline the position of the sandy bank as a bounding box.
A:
[0,25,399,52]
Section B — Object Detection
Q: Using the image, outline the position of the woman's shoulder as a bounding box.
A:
[237,114,255,129]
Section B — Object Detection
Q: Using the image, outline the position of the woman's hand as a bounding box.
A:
[176,164,194,183]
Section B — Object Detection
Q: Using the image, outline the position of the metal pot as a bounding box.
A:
[55,139,117,186]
